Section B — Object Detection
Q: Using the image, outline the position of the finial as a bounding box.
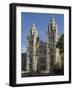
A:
[51,15,55,24]
[32,21,35,27]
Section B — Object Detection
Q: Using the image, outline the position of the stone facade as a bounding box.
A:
[26,16,61,74]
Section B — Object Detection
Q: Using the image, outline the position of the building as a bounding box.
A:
[25,16,61,74]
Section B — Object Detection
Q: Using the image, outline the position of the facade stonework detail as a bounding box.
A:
[26,16,61,74]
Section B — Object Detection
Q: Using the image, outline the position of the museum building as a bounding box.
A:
[25,16,61,74]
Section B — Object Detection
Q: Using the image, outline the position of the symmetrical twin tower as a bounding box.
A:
[26,16,61,74]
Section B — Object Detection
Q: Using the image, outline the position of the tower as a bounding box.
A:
[26,22,38,72]
[46,16,58,73]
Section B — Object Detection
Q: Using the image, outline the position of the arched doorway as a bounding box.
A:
[37,57,46,73]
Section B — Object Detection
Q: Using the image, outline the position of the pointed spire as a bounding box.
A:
[50,16,56,24]
[29,21,38,36]
[32,21,36,28]
[31,21,37,30]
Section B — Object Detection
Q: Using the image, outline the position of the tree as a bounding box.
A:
[56,34,64,54]
[54,34,64,75]
[53,62,62,74]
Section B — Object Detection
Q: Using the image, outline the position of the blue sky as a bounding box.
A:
[21,12,64,53]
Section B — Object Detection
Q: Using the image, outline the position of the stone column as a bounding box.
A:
[46,44,50,73]
[32,36,37,72]
[26,50,30,73]
[32,55,37,72]
[45,33,50,73]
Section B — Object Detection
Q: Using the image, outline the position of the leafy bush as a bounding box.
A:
[53,62,64,75]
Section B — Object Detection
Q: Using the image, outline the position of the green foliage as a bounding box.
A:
[53,62,64,75]
[55,34,64,74]
[56,34,64,54]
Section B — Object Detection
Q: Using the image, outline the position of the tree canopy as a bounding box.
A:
[56,34,64,54]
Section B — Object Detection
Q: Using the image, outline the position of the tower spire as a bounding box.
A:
[32,21,35,27]
[50,15,56,24]
[31,21,37,31]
